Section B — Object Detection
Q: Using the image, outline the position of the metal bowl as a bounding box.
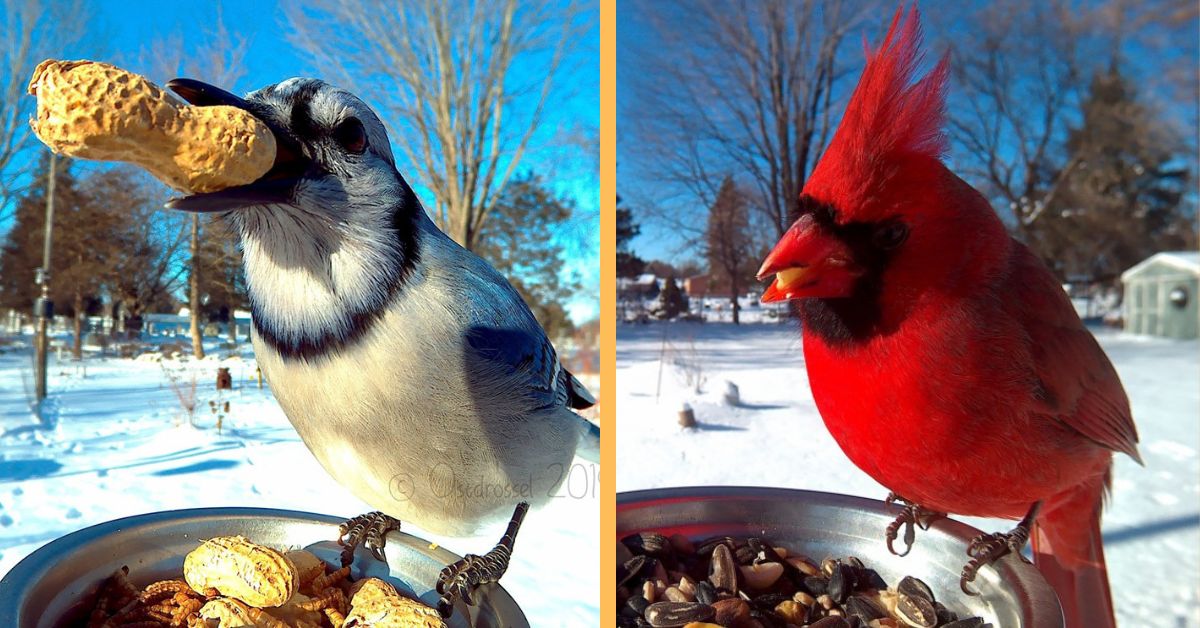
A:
[0,507,527,628]
[617,486,1063,628]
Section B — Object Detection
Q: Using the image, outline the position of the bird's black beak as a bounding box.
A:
[163,78,318,213]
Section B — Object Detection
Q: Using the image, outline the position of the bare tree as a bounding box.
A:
[937,0,1197,245]
[44,161,125,359]
[94,166,190,325]
[704,177,756,324]
[935,0,1096,238]
[0,0,89,221]
[625,0,877,245]
[1091,0,1199,151]
[1037,65,1194,281]
[138,7,250,359]
[286,0,586,251]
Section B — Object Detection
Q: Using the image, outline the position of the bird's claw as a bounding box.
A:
[885,516,915,557]
[883,493,945,557]
[436,502,529,620]
[437,552,503,616]
[959,524,1033,596]
[337,511,402,568]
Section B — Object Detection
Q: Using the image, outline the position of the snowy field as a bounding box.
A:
[0,334,598,626]
[617,321,1200,628]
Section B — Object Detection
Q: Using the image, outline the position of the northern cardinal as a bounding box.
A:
[757,7,1139,627]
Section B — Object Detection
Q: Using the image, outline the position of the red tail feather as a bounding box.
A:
[1032,477,1116,628]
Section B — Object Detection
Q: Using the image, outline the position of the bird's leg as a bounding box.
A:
[337,511,402,568]
[884,492,946,557]
[960,501,1042,595]
[436,502,529,619]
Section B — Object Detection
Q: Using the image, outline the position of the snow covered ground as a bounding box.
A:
[617,321,1199,628]
[0,334,598,626]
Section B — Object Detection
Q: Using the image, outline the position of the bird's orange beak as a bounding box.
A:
[757,215,861,303]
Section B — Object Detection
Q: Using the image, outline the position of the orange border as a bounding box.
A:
[599,0,616,624]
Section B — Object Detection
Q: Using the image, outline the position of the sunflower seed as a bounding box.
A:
[619,555,648,588]
[804,575,829,597]
[845,594,887,621]
[708,543,737,592]
[897,576,935,604]
[895,593,937,628]
[624,532,672,558]
[829,562,856,603]
[644,601,715,627]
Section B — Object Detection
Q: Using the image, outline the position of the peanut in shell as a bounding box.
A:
[27,59,276,193]
[183,535,299,608]
[345,578,446,628]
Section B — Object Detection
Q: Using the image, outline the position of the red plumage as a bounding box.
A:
[758,6,1139,626]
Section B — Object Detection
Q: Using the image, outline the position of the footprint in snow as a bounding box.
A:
[0,514,13,527]
[66,508,82,519]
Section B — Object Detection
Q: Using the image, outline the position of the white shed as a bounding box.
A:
[1121,251,1200,339]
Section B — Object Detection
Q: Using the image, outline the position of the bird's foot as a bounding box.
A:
[337,510,402,568]
[960,501,1042,595]
[884,492,946,557]
[436,502,529,619]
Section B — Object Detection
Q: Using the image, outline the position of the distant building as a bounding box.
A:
[617,274,661,301]
[1121,251,1199,339]
[683,273,736,299]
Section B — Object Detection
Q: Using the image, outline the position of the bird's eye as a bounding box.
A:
[875,222,909,250]
[333,117,367,154]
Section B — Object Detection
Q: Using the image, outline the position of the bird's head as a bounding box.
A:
[165,77,407,220]
[758,6,1005,318]
[161,77,425,357]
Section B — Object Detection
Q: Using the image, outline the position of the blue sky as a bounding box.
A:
[617,2,1199,267]
[7,0,599,322]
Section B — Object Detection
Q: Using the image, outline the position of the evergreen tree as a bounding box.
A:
[476,171,583,344]
[0,155,122,356]
[651,277,689,320]
[1034,64,1195,281]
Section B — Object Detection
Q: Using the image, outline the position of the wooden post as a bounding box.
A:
[216,367,232,390]
[678,402,696,428]
[34,154,57,403]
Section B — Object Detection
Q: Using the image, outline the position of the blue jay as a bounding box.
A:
[163,77,599,616]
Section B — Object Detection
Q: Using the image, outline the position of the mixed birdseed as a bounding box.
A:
[617,532,993,628]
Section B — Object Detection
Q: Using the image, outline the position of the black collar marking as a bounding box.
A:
[794,195,899,346]
[250,178,423,361]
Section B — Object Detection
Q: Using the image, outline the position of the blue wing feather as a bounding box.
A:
[464,325,597,412]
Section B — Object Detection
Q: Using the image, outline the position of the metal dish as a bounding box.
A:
[0,507,527,628]
[617,486,1063,628]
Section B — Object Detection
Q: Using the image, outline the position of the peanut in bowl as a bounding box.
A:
[0,507,527,628]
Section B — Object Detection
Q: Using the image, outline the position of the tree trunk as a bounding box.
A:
[189,214,205,359]
[730,276,741,325]
[72,289,83,359]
